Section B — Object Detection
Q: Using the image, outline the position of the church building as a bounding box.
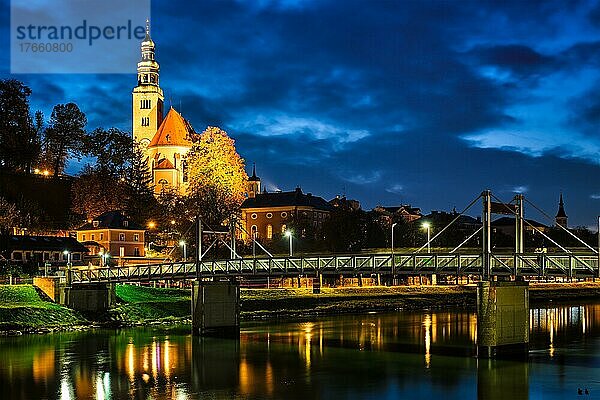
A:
[132,21,197,195]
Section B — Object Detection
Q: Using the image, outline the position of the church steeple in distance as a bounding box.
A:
[247,163,261,198]
[555,193,568,228]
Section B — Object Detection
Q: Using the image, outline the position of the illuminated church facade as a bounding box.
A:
[132,21,197,195]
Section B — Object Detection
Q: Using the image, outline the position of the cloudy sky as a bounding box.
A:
[1,0,600,227]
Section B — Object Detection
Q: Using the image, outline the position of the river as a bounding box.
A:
[1,302,599,399]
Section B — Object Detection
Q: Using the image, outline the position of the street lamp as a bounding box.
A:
[180,240,187,261]
[63,250,72,285]
[422,222,431,253]
[391,222,398,262]
[285,230,293,257]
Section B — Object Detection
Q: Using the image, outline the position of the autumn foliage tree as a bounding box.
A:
[185,127,248,226]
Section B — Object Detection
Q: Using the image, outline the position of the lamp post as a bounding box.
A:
[285,230,293,257]
[391,222,398,263]
[63,250,72,285]
[252,232,257,258]
[422,222,431,253]
[391,222,398,286]
[180,240,187,261]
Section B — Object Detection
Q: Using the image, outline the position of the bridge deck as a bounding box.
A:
[70,253,600,283]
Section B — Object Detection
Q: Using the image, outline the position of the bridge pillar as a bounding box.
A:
[62,283,116,312]
[477,281,529,358]
[192,280,240,336]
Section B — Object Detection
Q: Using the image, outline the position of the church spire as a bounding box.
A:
[137,18,159,87]
[555,193,568,228]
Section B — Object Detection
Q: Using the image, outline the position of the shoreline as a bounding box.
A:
[1,282,600,335]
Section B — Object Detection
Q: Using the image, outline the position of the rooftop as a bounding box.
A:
[241,188,333,211]
[77,211,144,231]
[149,107,197,148]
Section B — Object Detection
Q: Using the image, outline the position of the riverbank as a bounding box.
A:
[1,282,600,333]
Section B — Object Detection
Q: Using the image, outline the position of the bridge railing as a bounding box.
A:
[69,253,600,283]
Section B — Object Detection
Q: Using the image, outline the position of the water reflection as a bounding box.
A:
[0,303,599,399]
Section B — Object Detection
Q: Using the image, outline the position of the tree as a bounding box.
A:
[123,142,157,225]
[0,197,20,234]
[0,79,40,172]
[86,127,132,177]
[185,127,248,225]
[43,102,87,177]
[71,165,127,219]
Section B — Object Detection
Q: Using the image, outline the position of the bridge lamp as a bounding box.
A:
[179,240,187,261]
[391,222,398,261]
[422,222,431,253]
[285,230,293,257]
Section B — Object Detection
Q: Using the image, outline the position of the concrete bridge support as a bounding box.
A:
[477,281,529,358]
[192,280,240,336]
[34,277,115,312]
[63,283,116,312]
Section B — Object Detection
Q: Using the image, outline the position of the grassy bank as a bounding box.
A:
[0,285,84,331]
[108,285,191,324]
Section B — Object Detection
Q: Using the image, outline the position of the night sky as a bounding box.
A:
[1,0,599,228]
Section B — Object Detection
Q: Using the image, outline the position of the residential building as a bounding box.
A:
[76,211,146,260]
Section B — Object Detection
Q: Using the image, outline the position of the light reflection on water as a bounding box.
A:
[1,303,600,399]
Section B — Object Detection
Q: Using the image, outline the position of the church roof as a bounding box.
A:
[149,107,197,148]
[241,188,333,211]
[155,158,175,169]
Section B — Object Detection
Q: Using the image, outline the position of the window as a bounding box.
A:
[119,233,125,241]
[251,213,257,220]
[141,117,150,126]
[123,220,129,227]
[134,234,139,242]
[91,234,95,241]
[73,253,81,261]
[134,247,140,256]
[93,221,99,228]
[281,212,287,218]
[267,224,273,239]
[182,160,188,182]
[100,233,104,240]
[120,247,125,257]
[140,99,151,109]
[82,234,86,241]
[251,225,258,238]
[266,213,273,219]
[281,224,287,234]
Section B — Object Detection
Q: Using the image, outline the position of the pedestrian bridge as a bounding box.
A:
[70,252,600,284]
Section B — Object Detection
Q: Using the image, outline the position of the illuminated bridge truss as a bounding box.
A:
[70,253,600,284]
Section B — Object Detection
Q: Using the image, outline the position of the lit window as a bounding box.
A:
[123,220,129,227]
[281,212,287,218]
[281,224,287,234]
[267,224,273,239]
[119,233,125,241]
[93,221,99,228]
[266,213,273,219]
[251,213,257,220]
[134,234,139,242]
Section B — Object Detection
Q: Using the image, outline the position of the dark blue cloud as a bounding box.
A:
[1,0,600,227]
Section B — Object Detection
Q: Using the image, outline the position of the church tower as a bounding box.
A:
[132,19,164,149]
[555,193,568,228]
[247,163,261,198]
